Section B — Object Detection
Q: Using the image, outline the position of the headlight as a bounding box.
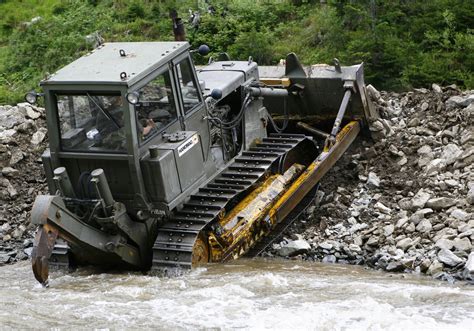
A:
[126,91,140,104]
[25,91,38,104]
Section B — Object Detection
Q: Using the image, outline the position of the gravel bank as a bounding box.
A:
[0,103,48,265]
[270,84,473,283]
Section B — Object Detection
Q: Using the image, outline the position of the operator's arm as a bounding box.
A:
[142,119,156,137]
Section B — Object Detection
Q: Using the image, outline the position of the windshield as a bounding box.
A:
[56,93,126,153]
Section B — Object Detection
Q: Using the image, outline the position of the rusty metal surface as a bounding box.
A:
[31,224,59,286]
[269,121,361,225]
[209,164,304,262]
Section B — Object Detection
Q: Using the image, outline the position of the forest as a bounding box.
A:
[0,0,472,104]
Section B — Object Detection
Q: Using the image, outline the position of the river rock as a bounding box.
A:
[367,172,380,188]
[9,149,24,166]
[420,259,432,272]
[318,241,333,250]
[367,84,381,100]
[12,224,26,239]
[398,199,412,210]
[411,190,431,210]
[383,224,395,237]
[427,259,443,275]
[348,244,361,253]
[2,167,19,177]
[366,236,379,246]
[408,117,420,127]
[416,219,432,233]
[0,178,17,198]
[31,128,47,145]
[426,159,446,176]
[437,249,463,266]
[405,223,416,233]
[0,107,25,129]
[24,247,33,257]
[446,95,474,109]
[322,255,336,263]
[396,238,413,251]
[432,83,442,94]
[26,107,41,120]
[426,197,456,210]
[450,209,469,221]
[452,238,471,252]
[386,261,404,272]
[277,239,311,257]
[0,129,17,144]
[396,217,408,228]
[467,187,474,205]
[0,253,11,264]
[464,253,474,275]
[440,144,463,165]
[435,238,454,250]
[375,202,391,214]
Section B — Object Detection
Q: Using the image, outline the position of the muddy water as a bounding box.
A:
[1,259,473,330]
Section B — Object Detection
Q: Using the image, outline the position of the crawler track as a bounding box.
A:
[151,133,311,271]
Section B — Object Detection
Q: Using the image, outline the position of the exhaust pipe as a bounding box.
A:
[91,168,115,216]
[53,167,75,198]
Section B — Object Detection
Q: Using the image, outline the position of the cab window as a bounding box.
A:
[176,57,201,114]
[134,69,177,143]
[56,93,126,153]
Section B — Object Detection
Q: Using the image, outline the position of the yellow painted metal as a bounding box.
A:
[259,78,291,87]
[269,121,360,223]
[204,121,361,263]
[208,164,304,262]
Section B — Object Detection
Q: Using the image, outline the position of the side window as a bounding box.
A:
[135,69,177,143]
[176,57,201,114]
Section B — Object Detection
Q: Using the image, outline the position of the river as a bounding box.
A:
[0,259,473,330]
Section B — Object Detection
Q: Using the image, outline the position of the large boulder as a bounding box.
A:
[437,249,463,267]
[277,239,311,257]
[426,197,456,210]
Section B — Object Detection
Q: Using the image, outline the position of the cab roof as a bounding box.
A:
[41,42,189,87]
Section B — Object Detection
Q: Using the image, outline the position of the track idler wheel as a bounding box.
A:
[191,234,209,267]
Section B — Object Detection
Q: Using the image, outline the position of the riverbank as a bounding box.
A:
[0,103,48,265]
[0,85,473,282]
[269,84,473,283]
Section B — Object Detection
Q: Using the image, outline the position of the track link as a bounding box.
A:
[151,133,309,271]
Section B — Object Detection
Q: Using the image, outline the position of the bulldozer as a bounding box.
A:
[26,41,378,285]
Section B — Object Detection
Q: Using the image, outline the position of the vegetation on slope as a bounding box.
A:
[0,0,472,104]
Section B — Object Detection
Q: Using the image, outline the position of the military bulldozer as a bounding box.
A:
[27,41,377,285]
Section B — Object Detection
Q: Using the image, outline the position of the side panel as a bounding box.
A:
[184,107,210,161]
[141,150,181,203]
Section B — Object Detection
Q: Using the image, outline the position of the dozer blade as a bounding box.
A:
[31,224,58,286]
[259,53,379,130]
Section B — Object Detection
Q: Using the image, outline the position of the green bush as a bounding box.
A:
[0,0,472,104]
[127,2,146,20]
